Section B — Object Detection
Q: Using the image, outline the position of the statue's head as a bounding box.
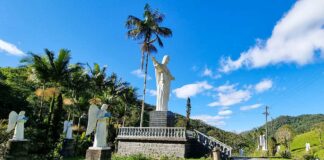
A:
[162,55,170,65]
[101,104,108,110]
[19,111,25,115]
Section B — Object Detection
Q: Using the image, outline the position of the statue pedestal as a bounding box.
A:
[5,139,29,160]
[149,111,175,127]
[61,138,75,157]
[86,147,111,160]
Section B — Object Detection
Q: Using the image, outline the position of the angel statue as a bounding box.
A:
[63,120,73,139]
[86,104,111,148]
[6,111,28,140]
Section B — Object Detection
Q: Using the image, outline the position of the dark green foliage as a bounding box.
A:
[186,97,191,129]
[0,120,11,157]
[52,93,65,143]
[0,68,32,118]
[75,132,92,156]
[112,154,153,160]
[280,150,291,158]
[303,153,319,160]
[268,136,278,156]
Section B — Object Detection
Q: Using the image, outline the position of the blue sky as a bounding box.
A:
[1,0,324,132]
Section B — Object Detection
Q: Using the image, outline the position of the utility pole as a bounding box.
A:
[263,106,270,151]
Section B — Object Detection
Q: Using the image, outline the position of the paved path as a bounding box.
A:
[232,158,270,160]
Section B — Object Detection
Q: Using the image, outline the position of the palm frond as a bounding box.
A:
[125,15,142,29]
[156,27,172,38]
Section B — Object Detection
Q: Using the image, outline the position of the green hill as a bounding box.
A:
[241,114,324,156]
[290,129,324,159]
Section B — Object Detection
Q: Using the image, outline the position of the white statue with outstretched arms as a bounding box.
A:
[63,120,73,139]
[86,104,110,148]
[6,111,28,140]
[152,55,175,111]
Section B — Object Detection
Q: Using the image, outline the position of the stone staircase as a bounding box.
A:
[192,129,232,158]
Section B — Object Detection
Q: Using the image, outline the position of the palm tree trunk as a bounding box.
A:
[141,51,145,71]
[140,53,149,127]
[39,83,45,119]
[122,104,127,127]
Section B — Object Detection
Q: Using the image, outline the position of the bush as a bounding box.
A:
[280,150,291,158]
[0,120,11,158]
[75,132,92,156]
[303,153,319,160]
[112,154,153,160]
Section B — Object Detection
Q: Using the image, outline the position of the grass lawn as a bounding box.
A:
[290,130,323,159]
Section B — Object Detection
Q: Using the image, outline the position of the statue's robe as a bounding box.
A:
[13,115,26,140]
[153,61,174,111]
[93,109,108,148]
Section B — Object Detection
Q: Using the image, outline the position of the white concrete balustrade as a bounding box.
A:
[194,129,232,156]
[117,127,186,140]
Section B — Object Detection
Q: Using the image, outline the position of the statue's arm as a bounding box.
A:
[152,57,163,72]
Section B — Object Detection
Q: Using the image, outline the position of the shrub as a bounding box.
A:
[303,153,319,160]
[112,154,153,160]
[75,132,92,156]
[0,120,11,158]
[280,150,291,158]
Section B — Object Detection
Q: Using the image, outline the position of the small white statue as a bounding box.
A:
[239,148,244,156]
[63,120,73,139]
[258,135,267,151]
[277,145,281,152]
[306,142,311,152]
[6,111,28,140]
[86,104,110,148]
[152,55,175,111]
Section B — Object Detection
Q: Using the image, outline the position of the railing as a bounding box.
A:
[194,129,232,156]
[117,127,186,140]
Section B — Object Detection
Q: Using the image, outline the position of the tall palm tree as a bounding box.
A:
[24,48,73,142]
[126,3,172,127]
[87,63,108,97]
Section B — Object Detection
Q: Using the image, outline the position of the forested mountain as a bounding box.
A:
[242,114,324,137]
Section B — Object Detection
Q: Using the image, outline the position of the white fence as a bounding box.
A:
[117,127,186,139]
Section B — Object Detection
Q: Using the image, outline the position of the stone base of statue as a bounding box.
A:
[61,138,75,157]
[86,147,111,160]
[4,139,30,160]
[149,111,175,127]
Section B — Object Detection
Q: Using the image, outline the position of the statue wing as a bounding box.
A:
[6,111,18,132]
[63,120,68,133]
[86,105,99,135]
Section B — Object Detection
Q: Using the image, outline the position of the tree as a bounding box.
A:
[24,49,74,143]
[186,97,191,129]
[87,63,108,97]
[312,122,324,146]
[275,125,294,150]
[126,3,172,127]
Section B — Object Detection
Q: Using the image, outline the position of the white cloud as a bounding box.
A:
[240,104,263,111]
[208,89,251,107]
[209,79,272,107]
[147,89,157,96]
[191,115,227,126]
[203,67,213,77]
[219,0,324,73]
[202,67,221,79]
[215,83,237,93]
[131,69,151,80]
[255,79,273,93]
[0,39,25,56]
[218,110,233,116]
[173,81,213,99]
